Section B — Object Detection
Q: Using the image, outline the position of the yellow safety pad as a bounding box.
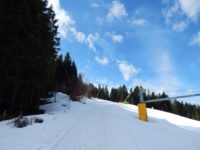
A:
[138,103,148,122]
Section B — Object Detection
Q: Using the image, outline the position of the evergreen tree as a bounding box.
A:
[54,53,83,100]
[127,88,133,104]
[91,85,98,97]
[0,0,59,114]
[110,88,118,102]
[131,86,140,105]
[103,86,109,100]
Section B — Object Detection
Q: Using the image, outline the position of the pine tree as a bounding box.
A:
[91,85,98,97]
[110,88,118,102]
[54,52,83,100]
[131,86,140,105]
[0,0,59,114]
[128,88,133,104]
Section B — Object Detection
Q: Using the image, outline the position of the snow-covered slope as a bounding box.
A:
[0,92,200,150]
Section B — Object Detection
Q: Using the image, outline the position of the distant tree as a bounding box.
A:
[77,74,87,96]
[91,85,98,97]
[85,83,94,98]
[127,88,133,104]
[103,86,110,100]
[172,100,186,116]
[54,53,85,100]
[131,86,140,105]
[110,88,118,102]
[159,92,172,112]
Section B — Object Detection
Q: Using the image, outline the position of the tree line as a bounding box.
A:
[90,84,200,120]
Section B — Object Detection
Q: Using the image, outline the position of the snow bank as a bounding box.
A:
[0,93,200,150]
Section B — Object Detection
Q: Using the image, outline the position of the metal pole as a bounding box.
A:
[145,93,200,103]
[139,87,144,103]
[124,90,134,102]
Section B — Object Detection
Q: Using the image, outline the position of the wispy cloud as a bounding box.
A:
[95,56,109,65]
[70,27,86,43]
[163,0,200,32]
[128,7,148,27]
[107,32,123,43]
[172,21,188,32]
[163,2,188,32]
[48,0,75,38]
[190,31,200,46]
[90,2,100,8]
[128,18,147,27]
[117,60,140,81]
[107,0,128,22]
[48,0,99,52]
[96,17,103,25]
[86,33,99,52]
[163,2,179,25]
[178,0,200,22]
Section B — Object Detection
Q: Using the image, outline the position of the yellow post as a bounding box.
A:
[138,103,148,122]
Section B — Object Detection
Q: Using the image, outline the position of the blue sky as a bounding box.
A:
[48,0,200,104]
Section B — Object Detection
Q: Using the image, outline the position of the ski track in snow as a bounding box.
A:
[0,93,200,150]
[41,99,200,150]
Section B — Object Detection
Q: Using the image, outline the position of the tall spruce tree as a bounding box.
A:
[131,86,140,105]
[54,53,83,100]
[0,0,59,114]
[110,88,118,102]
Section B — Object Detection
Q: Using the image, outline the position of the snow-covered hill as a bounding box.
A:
[0,92,200,150]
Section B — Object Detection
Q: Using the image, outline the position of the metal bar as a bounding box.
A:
[124,91,134,102]
[145,93,200,103]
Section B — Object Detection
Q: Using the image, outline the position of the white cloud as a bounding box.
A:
[48,0,99,52]
[95,56,109,65]
[91,2,99,8]
[72,31,99,52]
[133,75,181,96]
[163,2,179,25]
[178,0,200,22]
[86,33,99,52]
[71,30,99,52]
[117,60,140,81]
[172,21,188,32]
[75,32,86,43]
[107,32,123,43]
[48,0,75,38]
[163,0,200,31]
[70,27,85,43]
[164,0,200,23]
[190,32,200,46]
[163,2,188,32]
[96,17,103,25]
[107,0,128,22]
[112,34,123,43]
[70,27,99,52]
[129,18,147,26]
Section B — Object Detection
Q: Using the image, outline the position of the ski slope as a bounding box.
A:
[0,92,200,150]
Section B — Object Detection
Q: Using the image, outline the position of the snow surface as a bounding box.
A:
[0,92,200,150]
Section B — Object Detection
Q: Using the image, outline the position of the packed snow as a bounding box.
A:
[0,92,200,150]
